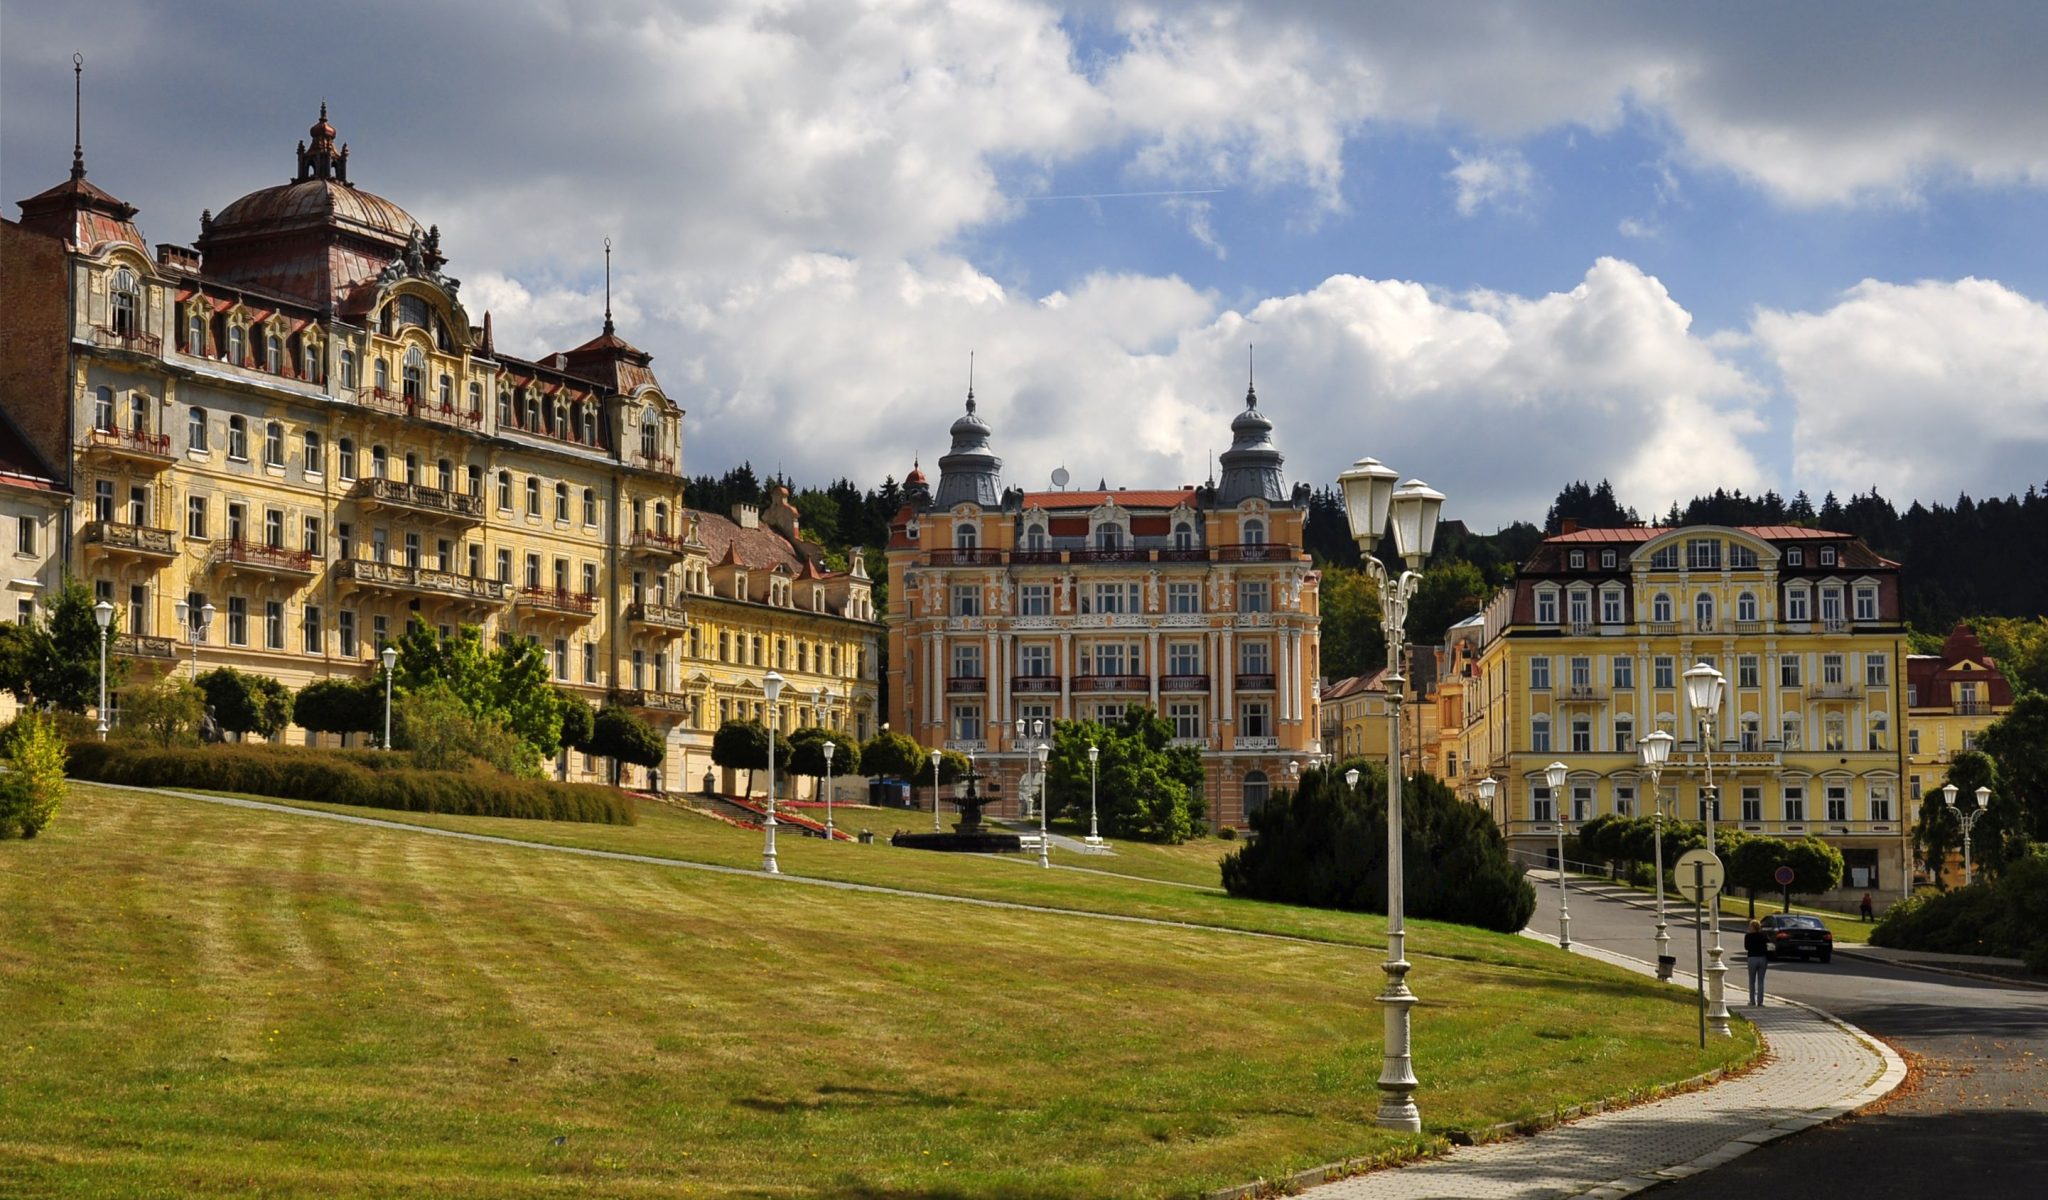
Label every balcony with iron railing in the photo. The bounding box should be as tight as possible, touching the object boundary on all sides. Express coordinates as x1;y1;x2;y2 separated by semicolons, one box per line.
633;452;677;475
1159;673;1209;692
1233;735;1279;750
945;675;987;694
418;401;485;430
212;538;318;577
92;324;162;355
79;425;175;466
1950;699;1996;716
612;688;691;715
113;633;177;660
1234;672;1277;691
361;385;412;416
348;477;485;523
1011;675;1061;694
1821;617;1851;633
1557;682;1606;702
1155;546;1209;563
81;520;176;559
1807;680;1862;700
1009;549;1065;565
626;529;693;558
513;586;598;618
1073;673;1149;692
927;548;1006;566
1213;542;1298;563
1069;546;1148;563
336;558;509;605
625;601;691;630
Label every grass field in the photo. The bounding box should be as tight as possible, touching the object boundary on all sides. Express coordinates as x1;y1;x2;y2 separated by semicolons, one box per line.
1;784;1756;1198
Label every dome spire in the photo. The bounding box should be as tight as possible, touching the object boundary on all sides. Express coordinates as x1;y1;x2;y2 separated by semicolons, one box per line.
70;52;86;182
296;102;348;183
966;350;975;413
603;236;615;336
1245;343;1257;409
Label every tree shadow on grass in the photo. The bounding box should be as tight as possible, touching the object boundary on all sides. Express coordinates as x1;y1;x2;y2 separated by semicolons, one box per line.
733;1084;970;1114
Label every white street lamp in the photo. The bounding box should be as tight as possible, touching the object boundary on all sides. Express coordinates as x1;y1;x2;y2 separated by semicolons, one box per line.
1639;729;1677;980
1683;659;1731;1038
175;599;214;679
762;670;785;873
1346;767;1361;791
1036;741;1051;868
1014;716;1045;819
1476;775;1498;828
931;742;944;833
1545;759;1572;951
1336;454;1443;1133
822;739;838;841
1943;782;1992;885
92;599;114;740
380;644;398;751
1084;743;1102;845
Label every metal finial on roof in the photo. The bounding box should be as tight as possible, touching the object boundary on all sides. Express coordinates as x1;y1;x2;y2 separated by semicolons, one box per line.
1245;343;1257;408
602;237;614;336
320;99;328;121
71;53;85;181
966;350;975;412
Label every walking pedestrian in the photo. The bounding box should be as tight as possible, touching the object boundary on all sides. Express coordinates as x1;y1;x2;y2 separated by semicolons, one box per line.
1860;892;1874;922
1744;919;1769;1007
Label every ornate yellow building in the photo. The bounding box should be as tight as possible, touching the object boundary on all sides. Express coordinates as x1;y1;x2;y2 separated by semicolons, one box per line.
885;386;1323;827
0;107;879;786
1452;524;1910;902
1905;623;2015;883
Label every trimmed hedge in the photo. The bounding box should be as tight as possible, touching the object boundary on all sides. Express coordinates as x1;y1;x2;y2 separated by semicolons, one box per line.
65;742;637;826
1871;852;2048;973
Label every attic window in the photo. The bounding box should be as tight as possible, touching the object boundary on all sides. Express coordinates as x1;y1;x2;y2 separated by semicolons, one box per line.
109;268;140;336
1568;550;1585;570
1600;549;1616;569
1786;547;1803;567
1820;546;1837;566
395;295;430;330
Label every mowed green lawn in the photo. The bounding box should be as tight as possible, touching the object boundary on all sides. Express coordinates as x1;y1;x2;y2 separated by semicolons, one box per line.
1;785;1755;1198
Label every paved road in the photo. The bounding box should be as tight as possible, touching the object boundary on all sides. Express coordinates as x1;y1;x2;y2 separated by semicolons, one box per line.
1528;874;2048;1198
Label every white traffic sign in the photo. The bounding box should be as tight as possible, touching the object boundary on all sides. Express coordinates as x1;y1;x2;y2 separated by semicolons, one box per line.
1674;849;1725;904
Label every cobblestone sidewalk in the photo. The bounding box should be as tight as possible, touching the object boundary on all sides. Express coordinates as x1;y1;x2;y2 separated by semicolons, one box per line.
1285;934;1906;1200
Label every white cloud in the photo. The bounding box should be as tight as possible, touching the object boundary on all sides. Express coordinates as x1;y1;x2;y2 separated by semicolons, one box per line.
1447;148;1537;216
1617;216;1656;239
1163;197;1226;259
1754;278;2048;502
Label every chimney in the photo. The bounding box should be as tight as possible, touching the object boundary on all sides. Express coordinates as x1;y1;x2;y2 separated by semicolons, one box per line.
731;503;759;530
1559;517;1580;535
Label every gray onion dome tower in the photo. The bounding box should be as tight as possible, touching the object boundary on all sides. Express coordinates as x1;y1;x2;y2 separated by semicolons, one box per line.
933;386;1003;508
1214;378;1288;505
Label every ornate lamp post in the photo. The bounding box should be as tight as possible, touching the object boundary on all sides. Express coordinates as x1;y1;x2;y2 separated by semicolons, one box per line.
1085;743;1102;845
1942;782;1992;885
174;598;215;679
1336;455;1445;1134
1476;776;1498;825
1639;729;1677;980
380;644;398;751
823;739;837;840
1014;716;1046;819
1683;660;1731;1038
762;670;785;874
1035;741;1051;868
92;599;114;740
1545;759;1572;951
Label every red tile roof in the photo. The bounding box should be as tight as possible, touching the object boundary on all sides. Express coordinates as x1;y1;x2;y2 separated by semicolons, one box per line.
1020;489;1196;510
1544;524;1847;544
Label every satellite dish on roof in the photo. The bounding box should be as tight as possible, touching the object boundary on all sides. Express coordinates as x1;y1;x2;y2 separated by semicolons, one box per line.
1051;466;1070;489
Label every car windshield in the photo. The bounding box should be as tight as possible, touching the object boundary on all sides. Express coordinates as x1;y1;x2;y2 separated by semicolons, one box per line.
1766;916;1825;929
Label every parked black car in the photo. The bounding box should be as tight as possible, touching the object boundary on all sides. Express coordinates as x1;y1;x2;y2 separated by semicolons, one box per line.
1760;913;1834;963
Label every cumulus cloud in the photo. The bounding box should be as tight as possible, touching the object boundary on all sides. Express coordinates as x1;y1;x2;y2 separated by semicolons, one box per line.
1447;148;1537;216
1754;278;2048;502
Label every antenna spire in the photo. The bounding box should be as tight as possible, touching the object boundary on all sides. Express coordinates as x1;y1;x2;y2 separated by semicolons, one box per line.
602;237;615;335
1245;343;1257;408
70;52;86;181
966;350;975;412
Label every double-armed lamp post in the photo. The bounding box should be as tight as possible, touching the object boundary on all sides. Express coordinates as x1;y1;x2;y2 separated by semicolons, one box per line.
1639;728;1677;980
1942;782;1992;885
1683;660;1732;1038
1336;455;1445;1134
173;598;214;679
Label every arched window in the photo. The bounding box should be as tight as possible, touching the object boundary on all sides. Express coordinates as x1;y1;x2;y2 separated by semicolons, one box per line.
186;312;207;356
582;487;597;525
226;324;246;366
302;337;321;381
954;523;977;550
1652;592;1673;623
402;346;425;403
525;391;541;430
496;471;512;509
525;476;540;514
373;357;389;393
1242;770;1270;816
438;374;453;410
640;414;659;459
1174;521;1194;550
1694;592;1715;632
304;431;323;474
188;406;208;452
1868;713;1889;751
497;390;513;425
338;349;357;390
1024;523;1046;552
553;399;568;434
580;404;596;444
468;381;483;417
1531;713;1552;752
1242;517;1266;546
265;332;283;373
1094;523;1123;551
264;420;284;467
555;483;569;521
109;268;139;335
1737;591;1758;622
93;386;115;432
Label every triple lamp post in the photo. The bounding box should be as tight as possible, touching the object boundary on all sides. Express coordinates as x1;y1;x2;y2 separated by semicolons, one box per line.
1335;454;1445;1134
1942;782;1992;885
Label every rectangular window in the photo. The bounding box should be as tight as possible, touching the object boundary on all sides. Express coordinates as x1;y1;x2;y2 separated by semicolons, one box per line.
1909;729;1920;755
1614;719;1634;753
1600;590;1624;624
1237;640;1269;675
264;600;283;650
496;549;511;583
1870;786;1893;823
1654;656;1675;689
15;515;34;555
1529;657;1551;690
1168;642;1202;676
1095;643;1129;675
1236;580;1269;612
264;508;284;549
1238;701;1271;738
950;642;983;680
1855;587;1878;622
1738;655;1759;688
1781;655;1802;687
1614;785;1634;817
1571;718;1592;753
1687;537;1721;570
1019;644;1053;677
952;585;982;617
1169;701;1202;741
405;532;422;570
1167;582;1201;614
339;611;357;658
1729;544;1758;569
583;642;597;684
1573;785;1593;822
1612;655;1634;689
1568;590;1590;627
1741;786;1762;822
303;605;322;654
553;639;568;680
302;517;323;558
1823;653;1845;685
372;615;388;650
1569;656;1592;688
1784;785;1806;822
1535;591;1557;624
1826;786;1849;822
94;481;114;523
1020;584;1052;616
226;597;248;646
1532;785;1554;823
1865;654;1888;687
1785;589;1810;622
524;553;541;589
1531;718;1552;753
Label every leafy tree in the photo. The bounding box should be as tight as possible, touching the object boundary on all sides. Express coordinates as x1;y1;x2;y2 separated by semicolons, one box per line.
1914;750;2003;885
1222;765;1535;932
119;677;206;747
786;726;861;786
1043;707;1206;843
860;730;929;781
1781;836;1846;898
393;619;564;756
1404;560;1490;647
589;705;664;785
1724;833;1789;917
0;711;67;839
558;694;597;753
195;667;292;740
1545;480;1639;533
1318;565;1386;679
292;678;383;737
1980;695;2048;845
0;578;126;713
394;680;540;776
711;719;790;798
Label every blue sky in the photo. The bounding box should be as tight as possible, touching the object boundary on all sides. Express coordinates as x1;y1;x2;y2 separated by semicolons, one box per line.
4;1;2045;527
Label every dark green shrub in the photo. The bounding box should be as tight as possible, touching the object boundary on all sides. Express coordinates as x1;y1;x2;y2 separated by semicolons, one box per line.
1221;766;1535;933
1872;851;2048;971
64;741;635;825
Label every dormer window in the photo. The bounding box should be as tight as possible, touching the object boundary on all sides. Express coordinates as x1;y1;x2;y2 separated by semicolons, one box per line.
640;415;659;460
1600;549;1616;570
1534;588;1558;625
497;390;512;424
1095;524;1124;551
186;312;208;356
1786;547;1803;567
1568;550;1585;570
954;523;977;550
1820;546;1837;566
1243;517;1266;546
265;332;283;374
1024;522;1046;551
525;391;540;429
226;325;246;366
301;338;321;382
580;404;597;444
109;268;139;336
1174;521;1195;550
402;346;425;402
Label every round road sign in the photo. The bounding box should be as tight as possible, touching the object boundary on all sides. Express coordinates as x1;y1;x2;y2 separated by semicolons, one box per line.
1674;848;1725;904
1774;865;1796;887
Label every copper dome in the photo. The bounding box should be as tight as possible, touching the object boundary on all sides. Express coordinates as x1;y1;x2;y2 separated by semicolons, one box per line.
208;177;420;245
